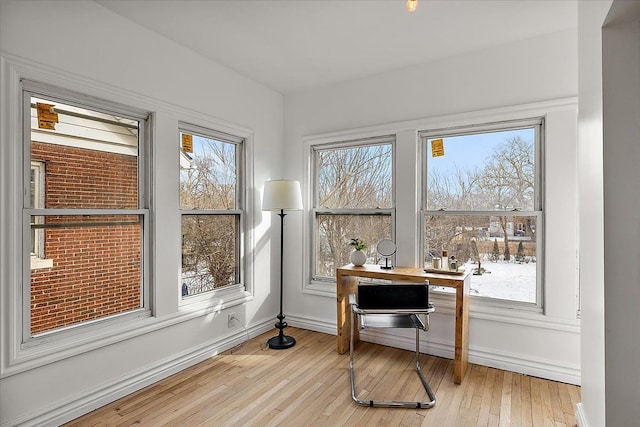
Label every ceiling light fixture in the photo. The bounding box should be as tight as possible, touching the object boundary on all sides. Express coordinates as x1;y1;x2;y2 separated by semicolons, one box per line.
406;0;418;13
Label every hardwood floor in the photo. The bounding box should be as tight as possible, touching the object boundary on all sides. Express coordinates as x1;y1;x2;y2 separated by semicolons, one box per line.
65;328;580;427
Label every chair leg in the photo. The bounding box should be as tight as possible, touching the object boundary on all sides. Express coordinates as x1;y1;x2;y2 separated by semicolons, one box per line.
414;327;436;408
349;311;436;409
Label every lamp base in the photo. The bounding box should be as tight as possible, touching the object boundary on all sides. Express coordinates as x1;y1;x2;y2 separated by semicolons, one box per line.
267;334;296;350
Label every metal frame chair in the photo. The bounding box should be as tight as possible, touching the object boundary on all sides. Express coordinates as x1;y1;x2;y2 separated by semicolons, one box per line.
349;283;436;409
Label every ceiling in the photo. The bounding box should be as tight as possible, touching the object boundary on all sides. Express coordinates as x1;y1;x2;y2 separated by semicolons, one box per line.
97;0;578;95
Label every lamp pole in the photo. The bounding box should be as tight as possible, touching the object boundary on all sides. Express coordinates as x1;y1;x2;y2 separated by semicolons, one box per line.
267;209;296;349
262;179;301;350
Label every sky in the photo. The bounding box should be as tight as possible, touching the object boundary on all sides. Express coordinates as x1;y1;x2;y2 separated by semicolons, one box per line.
427;128;534;177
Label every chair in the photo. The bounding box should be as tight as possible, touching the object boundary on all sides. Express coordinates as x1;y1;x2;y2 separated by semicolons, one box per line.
349;283;436;408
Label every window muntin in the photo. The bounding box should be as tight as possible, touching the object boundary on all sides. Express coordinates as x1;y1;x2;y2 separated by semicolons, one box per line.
24;86;149;338
179;126;243;297
422;121;542;305
312;139;394;280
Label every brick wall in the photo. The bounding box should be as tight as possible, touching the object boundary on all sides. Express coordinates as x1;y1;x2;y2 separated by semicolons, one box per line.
30;142;141;335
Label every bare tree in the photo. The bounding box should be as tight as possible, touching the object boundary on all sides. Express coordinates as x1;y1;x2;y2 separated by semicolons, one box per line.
180;139;238;294
315;144;392;276
478;136;534;254
480;136;534;211
426;135;535;264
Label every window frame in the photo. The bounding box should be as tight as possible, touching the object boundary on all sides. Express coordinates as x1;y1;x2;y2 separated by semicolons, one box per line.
178;122;246;302
310;135;396;283
20;80;152;346
29;160;49;267
420;118;544;309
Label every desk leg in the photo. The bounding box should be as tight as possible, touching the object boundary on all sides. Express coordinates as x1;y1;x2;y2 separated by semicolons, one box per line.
454;274;470;384
337;274;358;354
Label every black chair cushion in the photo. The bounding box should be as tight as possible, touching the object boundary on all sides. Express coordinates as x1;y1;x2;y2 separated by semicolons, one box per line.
357;284;429;310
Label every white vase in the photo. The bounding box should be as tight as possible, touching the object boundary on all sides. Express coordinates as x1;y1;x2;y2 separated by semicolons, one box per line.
350;250;366;267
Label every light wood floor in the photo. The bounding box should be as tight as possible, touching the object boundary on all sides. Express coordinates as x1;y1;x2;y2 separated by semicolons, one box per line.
65;328;580;427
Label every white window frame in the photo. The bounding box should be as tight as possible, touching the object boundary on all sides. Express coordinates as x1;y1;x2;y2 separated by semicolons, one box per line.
29;160;53;270
20;80;152;348
309;135;396;285
178;122;246;302
420;118;544;310
2;57;257;377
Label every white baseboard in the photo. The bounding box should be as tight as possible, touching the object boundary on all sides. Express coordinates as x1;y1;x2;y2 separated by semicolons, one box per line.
286;313;338;336
6;315;579;427
290;316;581;386
576;402;589;427
3;320;272;427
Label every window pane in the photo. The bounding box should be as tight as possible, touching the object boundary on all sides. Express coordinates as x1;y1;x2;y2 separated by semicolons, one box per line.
30;97;139;209
317;144;392;209
30;215;143;335
424;214;537;303
315;214;392;278
426;129;535;211
180;134;236;210
181;214;238;296
30;162;44;257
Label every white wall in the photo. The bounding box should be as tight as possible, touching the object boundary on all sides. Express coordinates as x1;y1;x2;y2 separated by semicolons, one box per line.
601;2;640;426
0;1;283;425
284;30;581;384
576;2;612;427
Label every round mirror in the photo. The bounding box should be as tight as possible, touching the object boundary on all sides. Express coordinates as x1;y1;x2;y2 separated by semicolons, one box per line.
377;239;397;256
377;239;397;269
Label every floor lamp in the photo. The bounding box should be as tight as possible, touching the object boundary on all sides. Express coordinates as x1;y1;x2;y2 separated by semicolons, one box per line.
262;179;303;349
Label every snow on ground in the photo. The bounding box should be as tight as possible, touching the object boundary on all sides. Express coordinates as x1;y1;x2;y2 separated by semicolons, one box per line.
433;260;537;303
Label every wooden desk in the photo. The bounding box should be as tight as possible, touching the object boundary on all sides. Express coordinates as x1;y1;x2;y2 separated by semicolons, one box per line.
336;264;471;384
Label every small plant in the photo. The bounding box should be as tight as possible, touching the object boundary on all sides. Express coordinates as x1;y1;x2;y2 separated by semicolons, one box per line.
349;238;367;251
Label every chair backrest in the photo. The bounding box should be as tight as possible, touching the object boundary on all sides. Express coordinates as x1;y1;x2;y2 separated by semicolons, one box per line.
357;284;429;310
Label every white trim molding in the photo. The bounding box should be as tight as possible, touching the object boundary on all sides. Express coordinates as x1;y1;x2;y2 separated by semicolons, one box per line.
0;52;257;377
288;312;580;386
576;402;589;427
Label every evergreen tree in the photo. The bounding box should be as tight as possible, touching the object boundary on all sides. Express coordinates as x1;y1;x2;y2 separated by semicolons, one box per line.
504;241;511;262
516;241;525;263
491;239;500;262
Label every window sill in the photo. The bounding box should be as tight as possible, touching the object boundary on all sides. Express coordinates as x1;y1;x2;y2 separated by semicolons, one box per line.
30;257;53;270
179;285;253;314
303;279;335;298
429;292;579;333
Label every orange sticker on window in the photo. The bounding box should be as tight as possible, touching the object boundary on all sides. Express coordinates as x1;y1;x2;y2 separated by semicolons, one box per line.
431;139;444;157
36;103;58;130
181;134;193;153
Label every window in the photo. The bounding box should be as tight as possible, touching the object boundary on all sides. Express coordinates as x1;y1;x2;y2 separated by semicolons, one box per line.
312;136;394;280
29;161;50;269
23;82;150;338
421;120;542;305
179;124;244;298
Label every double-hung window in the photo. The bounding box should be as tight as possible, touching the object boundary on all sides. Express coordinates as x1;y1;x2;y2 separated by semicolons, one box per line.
421;119;543;305
22;81;150;339
179;124;244;298
311;136;394;280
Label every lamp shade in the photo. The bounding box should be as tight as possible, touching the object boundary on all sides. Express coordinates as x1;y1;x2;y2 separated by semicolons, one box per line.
262;180;303;211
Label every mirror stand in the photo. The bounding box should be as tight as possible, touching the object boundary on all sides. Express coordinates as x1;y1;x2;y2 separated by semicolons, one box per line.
377;239;397;270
